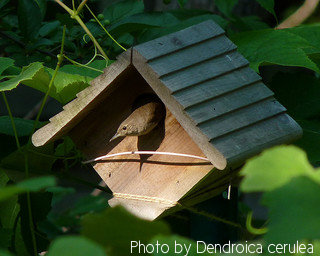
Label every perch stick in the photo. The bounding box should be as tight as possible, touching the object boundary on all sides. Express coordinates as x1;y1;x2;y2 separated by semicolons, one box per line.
82;151;210;164
276;0;320;29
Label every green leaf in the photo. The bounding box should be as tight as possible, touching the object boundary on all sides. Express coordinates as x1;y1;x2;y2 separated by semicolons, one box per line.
34;0;47;19
0;172;9;187
54;137;76;157
232;16;269;31
68;195;108;217
231;29;319;73
268;72;320;120
0;249;13;256
267;71;320;164
19;191;53;253
14;219;29;256
255;0;276;17
18;0;42;41
47;68;91;94
47;236;106;256
295;120;320;165
0;176;55;201
103;0;144;24
81;206;170;255
39;21;61;37
109;12;180;36
22;67;92;104
263;176;320;243
0;228;13;249
46;186;75;205
240;145;314;192
287;24;320;55
0;116;44;137
0;57;15;75
0;0;9;10
0;196;20;228
214;0;238;17
59;60;106;78
178;0;188;8
0;62;43;91
1;144;56;178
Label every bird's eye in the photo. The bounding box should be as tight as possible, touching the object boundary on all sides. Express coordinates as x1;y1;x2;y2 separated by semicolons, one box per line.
122;126;127;130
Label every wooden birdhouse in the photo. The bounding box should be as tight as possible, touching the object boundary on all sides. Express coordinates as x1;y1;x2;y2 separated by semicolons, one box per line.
32;20;302;220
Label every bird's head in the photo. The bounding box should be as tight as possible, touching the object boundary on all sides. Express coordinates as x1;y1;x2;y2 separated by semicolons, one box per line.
109;121;140;142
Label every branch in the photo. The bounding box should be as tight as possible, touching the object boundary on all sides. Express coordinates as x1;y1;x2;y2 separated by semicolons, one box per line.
276;0;320;29
82;151;210;164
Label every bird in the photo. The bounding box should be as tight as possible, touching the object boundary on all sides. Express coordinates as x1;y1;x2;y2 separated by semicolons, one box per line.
109;100;165;142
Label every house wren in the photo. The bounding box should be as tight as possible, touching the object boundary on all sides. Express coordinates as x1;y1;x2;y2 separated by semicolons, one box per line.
109;101;165;142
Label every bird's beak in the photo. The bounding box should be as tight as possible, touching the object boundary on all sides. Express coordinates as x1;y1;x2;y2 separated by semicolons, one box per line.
109;133;120;142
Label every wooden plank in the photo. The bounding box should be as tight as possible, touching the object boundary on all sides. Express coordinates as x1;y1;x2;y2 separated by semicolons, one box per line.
32;54;131;147
135;20;224;61
161;51;249;92
148;35;236;77
212;114;303;166
185;82;274;124
198;98;286;140
172;66;261;108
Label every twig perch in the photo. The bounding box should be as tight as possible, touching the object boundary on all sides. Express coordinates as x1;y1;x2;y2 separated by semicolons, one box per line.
276;0;320;29
82;151;210;164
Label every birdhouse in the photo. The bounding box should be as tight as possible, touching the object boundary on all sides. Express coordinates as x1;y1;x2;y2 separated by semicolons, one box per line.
32;20;302;220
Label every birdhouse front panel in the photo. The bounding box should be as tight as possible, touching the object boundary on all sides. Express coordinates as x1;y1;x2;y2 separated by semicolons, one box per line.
66;67;216;219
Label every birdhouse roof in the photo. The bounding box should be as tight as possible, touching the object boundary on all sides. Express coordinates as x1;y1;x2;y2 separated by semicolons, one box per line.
32;20;302;170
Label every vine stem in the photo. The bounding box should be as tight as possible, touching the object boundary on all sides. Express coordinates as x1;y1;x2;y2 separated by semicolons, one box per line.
54;0;109;60
246;211;268;235
1;92;21;150
23;26;67;256
63;54;104;73
77;0;89;13
29;27;66;138
85;4;126;51
73;15;109;60
276;0;320;29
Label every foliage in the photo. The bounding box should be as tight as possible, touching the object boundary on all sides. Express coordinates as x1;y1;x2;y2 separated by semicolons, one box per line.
1;0;320;255
240;145;320;247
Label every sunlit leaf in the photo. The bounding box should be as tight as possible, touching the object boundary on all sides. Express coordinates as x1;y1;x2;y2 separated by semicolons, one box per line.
81;206;170;255
263;176;320;243
231;29;319;73
240;146;315;192
0;176;55;201
47;236;107;256
0;62;43;91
